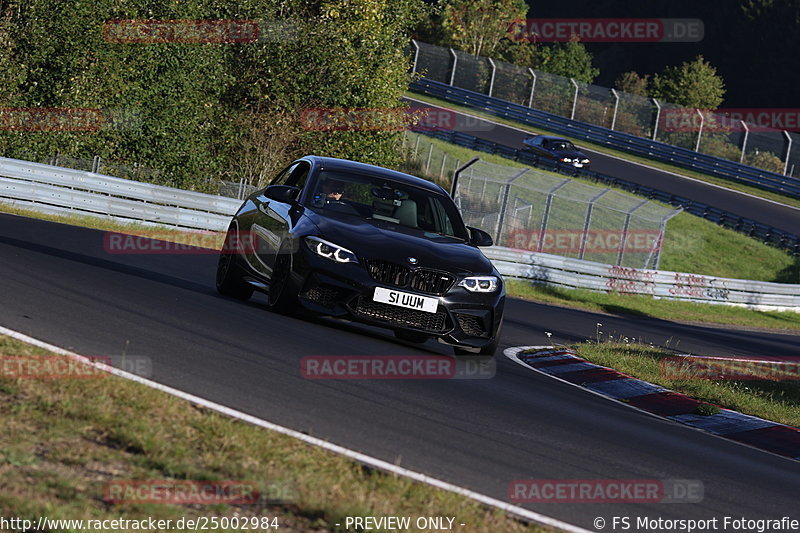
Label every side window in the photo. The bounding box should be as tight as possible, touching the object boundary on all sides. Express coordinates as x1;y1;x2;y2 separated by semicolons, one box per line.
270;163;299;187
286;163;310;190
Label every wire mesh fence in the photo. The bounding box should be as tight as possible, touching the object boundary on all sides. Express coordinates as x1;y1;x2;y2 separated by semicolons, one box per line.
403;131;681;268
412;40;800;178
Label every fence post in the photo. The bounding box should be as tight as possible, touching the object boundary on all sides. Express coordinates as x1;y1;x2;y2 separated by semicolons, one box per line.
537;179;571;253
425;143;433;172
784;131;793;176
411;40;420;74
739;121;749;164
494;168;530;245
570;78;579;120
610;89;620;131
487;57;496;97
527;68;537;108
413;136;420;161
440;153;447;180
449;48;458;86
616;199;649;266
694;109;704;152
652;99;661;140
578;189;611;260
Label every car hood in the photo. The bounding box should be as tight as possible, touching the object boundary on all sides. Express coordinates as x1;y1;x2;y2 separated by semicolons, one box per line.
304;210;494;274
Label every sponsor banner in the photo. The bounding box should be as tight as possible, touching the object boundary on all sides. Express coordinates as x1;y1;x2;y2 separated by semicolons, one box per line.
661;357;800;381
508;479;704;503
662;108;800;133
508;18;704;43
508;229;661;255
301;355;495;380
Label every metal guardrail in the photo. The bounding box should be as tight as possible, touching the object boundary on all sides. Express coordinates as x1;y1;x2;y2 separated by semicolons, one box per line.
410;78;800;200
486;247;800;311
0;156;238;230
1;155;797;310
417;129;800;256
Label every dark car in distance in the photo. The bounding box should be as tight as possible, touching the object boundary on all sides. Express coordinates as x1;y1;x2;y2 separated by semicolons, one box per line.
216;156;505;356
522;135;591;169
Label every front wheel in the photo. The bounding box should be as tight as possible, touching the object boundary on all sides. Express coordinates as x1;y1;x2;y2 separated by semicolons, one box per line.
265;251;296;314
216;228;254;301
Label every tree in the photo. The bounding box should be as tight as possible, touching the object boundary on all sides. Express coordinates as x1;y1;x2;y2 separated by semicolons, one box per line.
533;38;599;84
439;0;528;57
615;71;649;97
651;56;726;109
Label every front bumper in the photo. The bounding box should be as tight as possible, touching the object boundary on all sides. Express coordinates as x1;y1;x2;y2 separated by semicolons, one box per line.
294;253;504;349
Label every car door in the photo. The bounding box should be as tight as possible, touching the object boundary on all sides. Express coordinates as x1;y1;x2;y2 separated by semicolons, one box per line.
248;162;309;280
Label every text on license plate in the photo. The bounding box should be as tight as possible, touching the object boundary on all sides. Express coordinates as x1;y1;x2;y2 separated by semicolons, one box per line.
373;287;439;313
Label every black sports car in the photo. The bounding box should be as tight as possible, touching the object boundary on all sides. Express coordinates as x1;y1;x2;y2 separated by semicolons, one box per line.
522;135;591;169
216;156;505;356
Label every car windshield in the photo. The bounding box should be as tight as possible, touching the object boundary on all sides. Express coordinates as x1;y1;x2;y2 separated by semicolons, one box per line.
550;140;576;151
309;170;467;239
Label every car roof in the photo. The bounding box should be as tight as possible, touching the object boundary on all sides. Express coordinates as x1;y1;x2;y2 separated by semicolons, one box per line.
536;135;572;142
299;155;447;195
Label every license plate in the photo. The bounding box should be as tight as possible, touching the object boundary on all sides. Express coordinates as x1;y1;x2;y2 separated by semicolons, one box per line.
373;287;439;313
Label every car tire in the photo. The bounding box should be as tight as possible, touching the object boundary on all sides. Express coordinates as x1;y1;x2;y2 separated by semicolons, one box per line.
216;228;254;301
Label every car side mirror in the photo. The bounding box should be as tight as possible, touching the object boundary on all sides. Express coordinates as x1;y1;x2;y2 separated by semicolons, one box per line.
264;185;300;203
467;226;493;247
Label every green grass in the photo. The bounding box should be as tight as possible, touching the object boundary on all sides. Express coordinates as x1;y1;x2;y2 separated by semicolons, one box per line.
555;342;800;428
506;280;800;331
0;335;544;533
407;92;800;211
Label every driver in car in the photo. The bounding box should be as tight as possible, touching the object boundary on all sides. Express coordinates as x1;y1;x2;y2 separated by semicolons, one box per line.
321;179;345;201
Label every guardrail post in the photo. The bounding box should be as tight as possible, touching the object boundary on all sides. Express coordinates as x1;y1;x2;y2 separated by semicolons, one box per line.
616;199;649;266
652;99;661;140
694;109;704;152
495;168;530;245
91;155;101;174
610;89;620;131
570;78;579;120
411;40;420;74
449;48;458;86
487;58;496;97
527;68;537;108
537;179;571;253
784;131;793;176
740;121;749;164
579;189;611;260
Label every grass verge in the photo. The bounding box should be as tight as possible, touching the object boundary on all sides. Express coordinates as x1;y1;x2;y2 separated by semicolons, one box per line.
0;334;542;532
554;342;800;428
505;280;800;332
406;92;800;211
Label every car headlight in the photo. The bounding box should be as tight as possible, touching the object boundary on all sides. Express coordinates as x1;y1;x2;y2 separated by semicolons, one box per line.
560;158;573;163
581;158;590;164
458;276;499;293
304;236;358;264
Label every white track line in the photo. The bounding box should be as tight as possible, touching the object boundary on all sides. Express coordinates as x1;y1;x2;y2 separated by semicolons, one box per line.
0;325;591;533
404;96;800;213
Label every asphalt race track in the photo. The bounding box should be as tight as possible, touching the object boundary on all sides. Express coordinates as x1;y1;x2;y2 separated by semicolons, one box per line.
1;213;799;531
404;97;800;235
